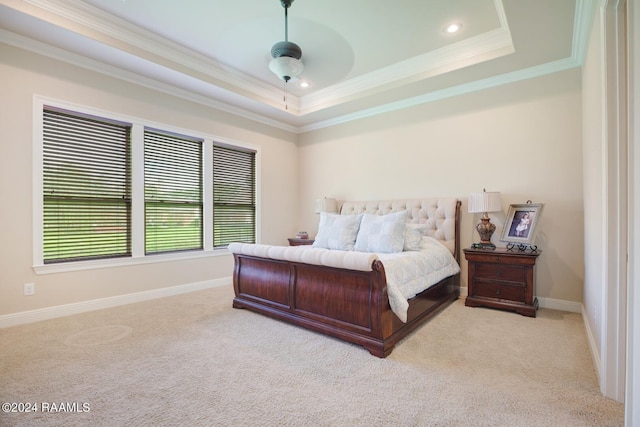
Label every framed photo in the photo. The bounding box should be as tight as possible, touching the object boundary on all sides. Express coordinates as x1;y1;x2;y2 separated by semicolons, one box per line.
501;203;543;244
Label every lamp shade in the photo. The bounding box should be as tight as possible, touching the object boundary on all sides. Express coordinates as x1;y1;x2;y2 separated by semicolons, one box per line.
468;192;502;213
315;197;338;214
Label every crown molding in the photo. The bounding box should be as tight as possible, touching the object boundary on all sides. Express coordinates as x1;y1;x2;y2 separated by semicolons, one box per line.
299;0;594;133
2;25;582;136
2;0;517;119
0;28;299;133
2;0;592;134
2;0;295;110
299;57;581;133
299;0;514;115
299;27;515;115
571;0;597;65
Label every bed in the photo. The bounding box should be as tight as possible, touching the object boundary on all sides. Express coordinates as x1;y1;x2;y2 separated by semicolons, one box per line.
230;198;461;358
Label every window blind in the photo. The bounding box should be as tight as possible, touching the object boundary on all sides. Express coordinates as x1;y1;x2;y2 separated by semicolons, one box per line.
42;107;131;263
144;129;203;254
213;145;256;247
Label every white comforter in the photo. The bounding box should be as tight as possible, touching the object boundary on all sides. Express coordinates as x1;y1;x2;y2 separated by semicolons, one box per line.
228;237;460;323
377;237;460;322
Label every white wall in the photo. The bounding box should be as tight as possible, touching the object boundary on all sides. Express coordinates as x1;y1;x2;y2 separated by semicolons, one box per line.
0;43;299;319
581;0;606;377
628;0;640;421
297;69;584;304
581;0;633;404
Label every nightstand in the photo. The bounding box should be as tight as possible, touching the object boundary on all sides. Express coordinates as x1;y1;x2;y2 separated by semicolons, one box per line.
288;238;314;246
463;247;540;317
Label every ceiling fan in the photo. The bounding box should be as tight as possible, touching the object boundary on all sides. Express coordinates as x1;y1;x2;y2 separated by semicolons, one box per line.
268;0;304;82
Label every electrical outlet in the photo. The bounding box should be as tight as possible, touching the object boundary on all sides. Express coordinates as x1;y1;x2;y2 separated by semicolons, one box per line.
23;283;35;296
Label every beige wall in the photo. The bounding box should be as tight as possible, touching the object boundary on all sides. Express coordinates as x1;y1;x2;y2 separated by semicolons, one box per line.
0;43;298;317
0;40;586;319
298;68;584;303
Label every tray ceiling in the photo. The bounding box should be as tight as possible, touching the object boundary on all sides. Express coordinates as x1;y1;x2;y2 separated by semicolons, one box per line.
0;0;587;132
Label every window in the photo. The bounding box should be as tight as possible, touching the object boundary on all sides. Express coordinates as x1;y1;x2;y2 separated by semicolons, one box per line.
42;107;131;263
144;129;203;254
213;145;256;247
36;100;259;269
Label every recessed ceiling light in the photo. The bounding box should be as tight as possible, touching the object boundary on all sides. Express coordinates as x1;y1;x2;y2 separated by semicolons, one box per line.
299;81;310;88
445;23;463;33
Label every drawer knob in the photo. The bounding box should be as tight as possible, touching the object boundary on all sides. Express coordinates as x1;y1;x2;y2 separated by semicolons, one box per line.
496;289;501;295
496;271;502;277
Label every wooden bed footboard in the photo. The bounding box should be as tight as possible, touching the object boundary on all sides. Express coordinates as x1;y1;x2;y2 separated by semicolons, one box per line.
232;253;460;357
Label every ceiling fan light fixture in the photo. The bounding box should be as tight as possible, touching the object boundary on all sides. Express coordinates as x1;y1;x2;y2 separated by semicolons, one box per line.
269;0;304;82
269;56;304;82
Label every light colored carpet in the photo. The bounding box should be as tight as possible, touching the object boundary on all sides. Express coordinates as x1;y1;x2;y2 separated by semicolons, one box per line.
0;285;623;426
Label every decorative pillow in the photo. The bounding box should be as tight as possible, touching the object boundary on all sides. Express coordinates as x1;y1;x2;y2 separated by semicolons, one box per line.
313;213;363;251
404;223;428;251
354;210;408;253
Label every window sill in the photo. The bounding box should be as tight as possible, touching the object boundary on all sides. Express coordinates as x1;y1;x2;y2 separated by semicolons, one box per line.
33;249;231;275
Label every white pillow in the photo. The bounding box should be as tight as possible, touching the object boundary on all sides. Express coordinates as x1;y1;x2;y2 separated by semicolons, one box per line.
404;223;428;251
354;210;408;253
313;213;363;251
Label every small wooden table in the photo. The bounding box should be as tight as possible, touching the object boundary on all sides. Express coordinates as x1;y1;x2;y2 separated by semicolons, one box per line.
463;247;540;317
288;238;314;246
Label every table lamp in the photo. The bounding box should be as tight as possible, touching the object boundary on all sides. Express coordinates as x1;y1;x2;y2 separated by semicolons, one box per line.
468;190;502;249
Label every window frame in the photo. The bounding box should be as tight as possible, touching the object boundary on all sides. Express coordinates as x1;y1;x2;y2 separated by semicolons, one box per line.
33;96;260;274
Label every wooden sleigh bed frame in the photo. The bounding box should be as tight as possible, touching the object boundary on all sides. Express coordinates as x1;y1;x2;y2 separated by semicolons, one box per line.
232;198;461;358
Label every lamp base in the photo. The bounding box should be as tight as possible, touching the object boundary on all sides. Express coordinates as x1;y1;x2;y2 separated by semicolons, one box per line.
475;213;497;250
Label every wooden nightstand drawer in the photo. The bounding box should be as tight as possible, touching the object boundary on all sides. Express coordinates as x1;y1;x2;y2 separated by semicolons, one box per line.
473;263;525;282
472;280;526;303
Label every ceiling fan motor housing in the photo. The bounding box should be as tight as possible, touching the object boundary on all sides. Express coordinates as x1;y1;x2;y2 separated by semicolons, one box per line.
271;41;302;60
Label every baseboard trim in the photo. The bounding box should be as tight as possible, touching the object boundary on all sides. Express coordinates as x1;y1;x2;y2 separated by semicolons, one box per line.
0;277;231;328
458;287;582;313
536;296;582;313
2;282;583;328
581;303;602;385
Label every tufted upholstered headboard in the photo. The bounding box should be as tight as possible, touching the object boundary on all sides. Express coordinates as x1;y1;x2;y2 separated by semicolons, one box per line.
339;198;461;262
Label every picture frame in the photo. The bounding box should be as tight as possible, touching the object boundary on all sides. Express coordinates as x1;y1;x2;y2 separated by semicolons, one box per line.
500;203;544;244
